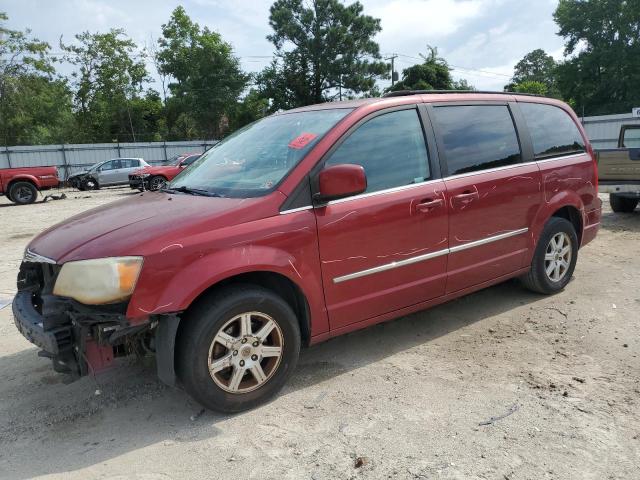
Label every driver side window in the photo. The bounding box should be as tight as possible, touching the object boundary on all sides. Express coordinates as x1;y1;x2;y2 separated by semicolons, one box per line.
325;108;430;193
100;161;114;171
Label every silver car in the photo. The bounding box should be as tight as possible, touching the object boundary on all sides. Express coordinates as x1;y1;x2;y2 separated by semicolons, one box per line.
70;158;150;190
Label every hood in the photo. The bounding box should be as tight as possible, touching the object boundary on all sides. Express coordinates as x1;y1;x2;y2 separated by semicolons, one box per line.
132;165;179;176
28;191;277;263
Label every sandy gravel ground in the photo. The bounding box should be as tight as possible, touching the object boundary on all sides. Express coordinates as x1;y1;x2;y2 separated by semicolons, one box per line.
0;187;638;480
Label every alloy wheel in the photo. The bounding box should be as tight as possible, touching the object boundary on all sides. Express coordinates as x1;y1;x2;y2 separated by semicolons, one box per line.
15;186;34;203
207;312;284;394
150;177;166;191
544;232;572;282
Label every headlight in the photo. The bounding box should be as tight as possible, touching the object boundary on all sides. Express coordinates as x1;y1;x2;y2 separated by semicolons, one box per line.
140;174;151;178
53;257;143;305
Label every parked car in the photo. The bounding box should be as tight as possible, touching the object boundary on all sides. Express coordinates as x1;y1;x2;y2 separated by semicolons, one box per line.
13;91;601;412
128;153;201;191
596;124;640;212
0;166;59;204
68;158;149;190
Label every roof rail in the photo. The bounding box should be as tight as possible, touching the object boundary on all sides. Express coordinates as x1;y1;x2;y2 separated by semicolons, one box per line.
382;89;544;98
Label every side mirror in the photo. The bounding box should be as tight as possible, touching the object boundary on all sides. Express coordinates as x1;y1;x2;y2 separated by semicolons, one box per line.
316;164;367;202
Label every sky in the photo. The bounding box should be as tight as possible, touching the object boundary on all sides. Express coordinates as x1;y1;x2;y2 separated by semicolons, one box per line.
3;0;567;92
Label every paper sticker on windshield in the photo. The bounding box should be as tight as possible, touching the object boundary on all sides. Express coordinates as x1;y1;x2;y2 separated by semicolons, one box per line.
288;132;318;149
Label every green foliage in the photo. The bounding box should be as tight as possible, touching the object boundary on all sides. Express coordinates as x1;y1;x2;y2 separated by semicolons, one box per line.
228;89;270;131
553;0;640;115
506;49;557;93
513;80;548;96
258;0;388;111
387;47;473;92
0;12;74;144
62;29;152;142
157;6;249;138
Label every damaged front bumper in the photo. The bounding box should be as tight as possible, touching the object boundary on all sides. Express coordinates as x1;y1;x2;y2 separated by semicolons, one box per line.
13;260;161;381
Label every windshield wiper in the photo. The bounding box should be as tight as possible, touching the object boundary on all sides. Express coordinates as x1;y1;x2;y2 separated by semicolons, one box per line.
161;185;222;197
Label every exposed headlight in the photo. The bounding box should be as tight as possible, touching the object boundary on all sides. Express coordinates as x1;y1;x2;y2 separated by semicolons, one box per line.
139;173;151;178
53;257;143;305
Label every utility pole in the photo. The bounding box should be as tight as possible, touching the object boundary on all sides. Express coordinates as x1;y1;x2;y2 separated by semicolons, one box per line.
386;54;398;86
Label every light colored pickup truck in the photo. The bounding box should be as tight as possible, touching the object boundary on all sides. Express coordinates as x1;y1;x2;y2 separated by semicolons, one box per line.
597;125;640;212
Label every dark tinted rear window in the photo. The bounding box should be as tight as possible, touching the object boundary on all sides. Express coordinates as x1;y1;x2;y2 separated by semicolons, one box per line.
433;105;521;175
519;103;585;158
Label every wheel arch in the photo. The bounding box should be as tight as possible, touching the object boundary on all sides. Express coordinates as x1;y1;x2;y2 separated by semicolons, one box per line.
182;270;312;347
527;192;585;266
7;176;38;192
157;269;312;388
550;205;583;246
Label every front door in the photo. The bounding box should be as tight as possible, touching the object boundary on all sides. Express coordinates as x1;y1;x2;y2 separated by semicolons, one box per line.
315;107;449;330
429;103;542;293
98;159;123;185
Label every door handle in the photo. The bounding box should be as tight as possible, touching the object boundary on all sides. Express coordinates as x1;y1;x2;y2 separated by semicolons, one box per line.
452;190;479;205
416;198;444;213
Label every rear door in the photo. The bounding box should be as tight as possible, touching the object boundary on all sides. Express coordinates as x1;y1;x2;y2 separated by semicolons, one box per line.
429;102;541;294
314;106;449;330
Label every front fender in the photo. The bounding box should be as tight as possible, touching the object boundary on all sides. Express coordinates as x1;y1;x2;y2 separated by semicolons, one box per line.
126;211;328;336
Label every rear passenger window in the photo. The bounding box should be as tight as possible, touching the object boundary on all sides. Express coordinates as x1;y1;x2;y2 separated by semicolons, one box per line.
519;103;585;158
622;127;640;148
325;109;430;193
433;105;521;175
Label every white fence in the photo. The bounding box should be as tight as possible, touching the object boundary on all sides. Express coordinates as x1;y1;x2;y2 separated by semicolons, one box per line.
0;140;218;180
582;112;640;149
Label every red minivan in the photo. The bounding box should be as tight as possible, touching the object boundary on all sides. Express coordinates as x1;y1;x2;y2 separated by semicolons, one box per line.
13;92;601;412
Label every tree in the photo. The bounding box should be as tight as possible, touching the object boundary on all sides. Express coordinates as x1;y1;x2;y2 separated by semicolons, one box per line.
228;89;270;131
62;29;152;142
505;49;557;93
387;46;473;92
0;12;74;145
513;80;548;96
259;0;388;111
157;6;248;138
553;0;640;115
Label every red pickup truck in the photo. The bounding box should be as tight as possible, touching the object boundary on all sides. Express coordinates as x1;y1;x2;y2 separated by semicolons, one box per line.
0;166;60;204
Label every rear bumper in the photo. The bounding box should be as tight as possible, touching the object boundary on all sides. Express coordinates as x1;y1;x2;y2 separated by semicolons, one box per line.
128;176;145;189
598;183;640;195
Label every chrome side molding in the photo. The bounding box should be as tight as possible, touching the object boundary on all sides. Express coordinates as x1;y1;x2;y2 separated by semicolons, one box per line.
333;227;528;284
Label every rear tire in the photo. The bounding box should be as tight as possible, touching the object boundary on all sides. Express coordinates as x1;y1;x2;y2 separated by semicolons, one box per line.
176;285;301;413
610;193;638;213
521;217;578;295
9;181;38;205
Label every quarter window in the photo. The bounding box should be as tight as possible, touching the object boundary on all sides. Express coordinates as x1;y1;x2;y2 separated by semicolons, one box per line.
519;102;585;158
433;105;522;175
325;109;430;193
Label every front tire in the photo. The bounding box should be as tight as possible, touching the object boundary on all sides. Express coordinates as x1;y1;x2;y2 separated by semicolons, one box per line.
176;285;301;413
148;175;167;191
610;193;638;213
521;217;578;294
9;181;38;204
82;177;99;190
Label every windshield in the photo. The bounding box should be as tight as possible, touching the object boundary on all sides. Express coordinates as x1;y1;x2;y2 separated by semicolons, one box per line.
169;108;352;197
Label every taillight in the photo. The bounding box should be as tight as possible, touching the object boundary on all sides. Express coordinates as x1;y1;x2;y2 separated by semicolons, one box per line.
587;144;598;190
